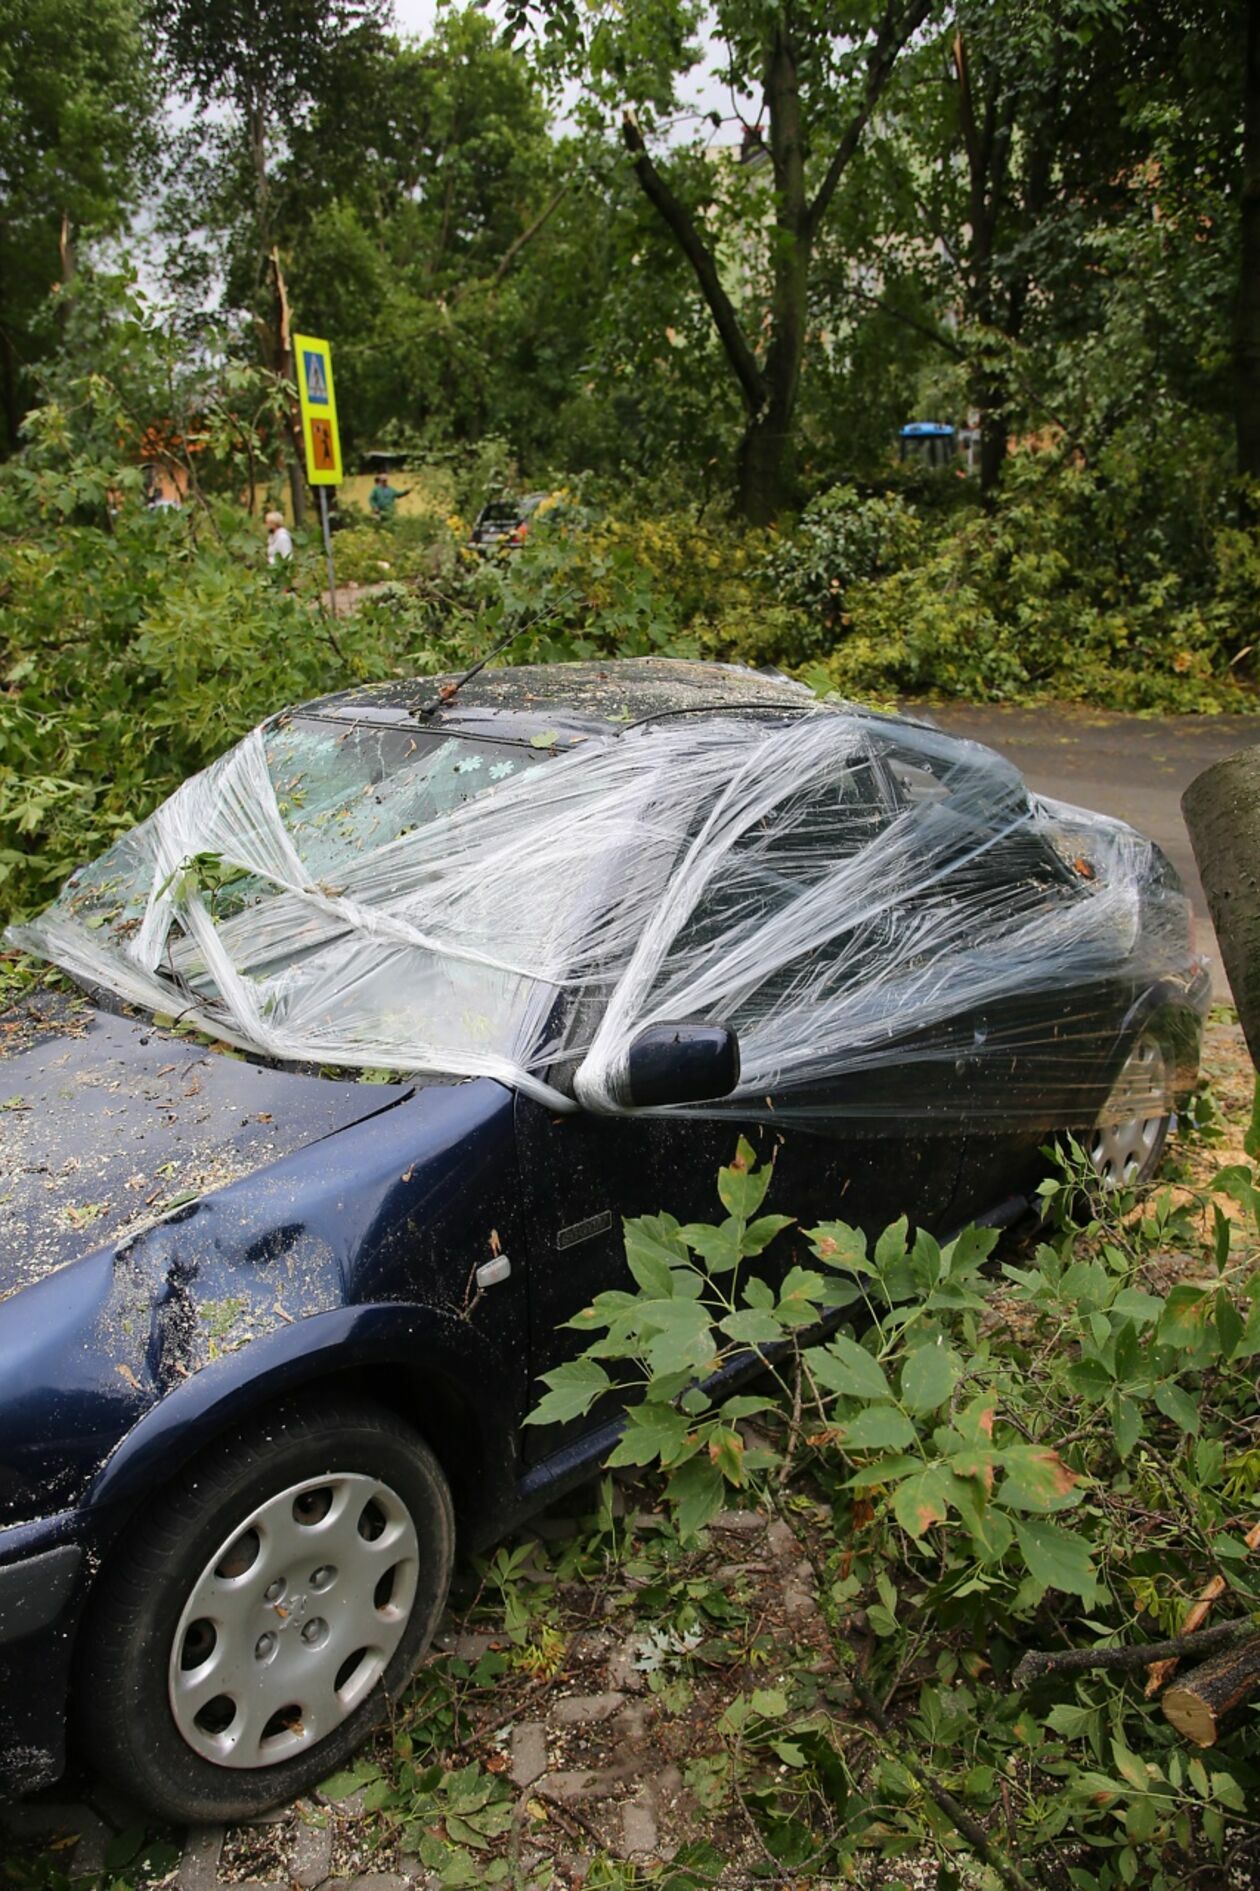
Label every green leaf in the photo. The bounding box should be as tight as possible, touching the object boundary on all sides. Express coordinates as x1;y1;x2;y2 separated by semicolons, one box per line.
750;1686;788;1718
624;1219;685;1296
319;1760;382;1800
1156;1282;1212;1349
776;1264;826;1326
525;1356;611;1426
1111;1392;1142;1461
1046;1702;1099;1742
669;1453;727;1540
838;1405;918;1451
1110;1287;1164;1327
892;1464;956;1537
680;1221;742;1273
807;1220;871;1272
997;1445;1080;1513
720;1307;786;1346
843;1453;921;1488
742;1213;794;1254
641;1298;720;1376
1012;1518;1099;1600
1153;1379;1200;1434
717;1139;771;1220
874;1214;909;1270
900;1338;958;1413
807;1333;892;1402
708;1425;746;1486
606;1400;692;1467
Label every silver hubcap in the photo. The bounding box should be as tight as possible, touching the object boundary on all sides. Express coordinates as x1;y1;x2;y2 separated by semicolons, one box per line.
169;1473;419;1769
1089;1033;1168;1187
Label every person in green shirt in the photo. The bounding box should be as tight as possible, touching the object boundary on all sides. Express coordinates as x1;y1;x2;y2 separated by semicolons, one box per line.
369;473;410;521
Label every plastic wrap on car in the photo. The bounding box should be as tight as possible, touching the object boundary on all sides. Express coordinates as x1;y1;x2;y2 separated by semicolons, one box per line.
7;704;1204;1126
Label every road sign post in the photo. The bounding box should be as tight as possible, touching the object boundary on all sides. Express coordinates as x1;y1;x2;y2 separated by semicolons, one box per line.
294;333;342;618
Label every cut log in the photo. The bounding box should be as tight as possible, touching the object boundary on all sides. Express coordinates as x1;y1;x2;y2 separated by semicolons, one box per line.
1161;1634;1260;1747
1183;748;1260;1063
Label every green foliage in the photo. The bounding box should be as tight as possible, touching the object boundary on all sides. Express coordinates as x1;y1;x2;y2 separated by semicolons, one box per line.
0;0;157;454
531;1134;1260;1880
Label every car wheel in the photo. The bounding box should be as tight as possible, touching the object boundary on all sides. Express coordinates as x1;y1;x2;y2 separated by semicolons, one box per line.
79;1399;454;1823
1087;1029;1171;1187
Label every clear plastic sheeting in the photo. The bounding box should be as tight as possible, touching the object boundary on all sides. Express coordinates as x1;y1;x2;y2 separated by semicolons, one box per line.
9;695;1204;1127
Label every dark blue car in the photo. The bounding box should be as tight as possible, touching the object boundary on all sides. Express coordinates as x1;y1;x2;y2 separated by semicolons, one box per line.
0;659;1207;1819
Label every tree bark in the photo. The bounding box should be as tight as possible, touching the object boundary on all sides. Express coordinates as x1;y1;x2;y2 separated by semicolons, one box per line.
1162;1636;1260;1747
269;246;307;529
0;324;19;455
1236;0;1260;497
737;25;809;524
951;32;1015;497
1182;747;1260;1066
621;4;929;524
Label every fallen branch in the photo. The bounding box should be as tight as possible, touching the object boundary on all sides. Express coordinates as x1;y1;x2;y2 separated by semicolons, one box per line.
1145;1520;1260;1696
1013;1618;1259;1690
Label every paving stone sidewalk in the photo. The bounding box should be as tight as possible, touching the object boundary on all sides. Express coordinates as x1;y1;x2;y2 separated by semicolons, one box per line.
0;1510;810;1890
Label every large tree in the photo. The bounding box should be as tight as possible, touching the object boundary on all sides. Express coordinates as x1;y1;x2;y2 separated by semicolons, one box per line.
515;1;936;522
0;0;155;454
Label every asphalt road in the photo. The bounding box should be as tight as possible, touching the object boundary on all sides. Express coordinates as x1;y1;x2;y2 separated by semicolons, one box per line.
909;701;1260;997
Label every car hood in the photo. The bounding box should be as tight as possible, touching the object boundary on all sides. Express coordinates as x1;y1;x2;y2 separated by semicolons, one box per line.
0;988;419;1304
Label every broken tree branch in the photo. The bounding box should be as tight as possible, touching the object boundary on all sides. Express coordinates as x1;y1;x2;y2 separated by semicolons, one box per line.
621;112;767;418
806;0;933;239
1145;1519;1260;1696
1013;1618;1260;1690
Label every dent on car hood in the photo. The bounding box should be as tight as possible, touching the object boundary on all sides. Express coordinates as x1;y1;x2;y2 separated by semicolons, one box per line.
0;988;418;1303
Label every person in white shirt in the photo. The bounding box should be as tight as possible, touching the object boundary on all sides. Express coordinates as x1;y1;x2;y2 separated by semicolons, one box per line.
265;510;293;563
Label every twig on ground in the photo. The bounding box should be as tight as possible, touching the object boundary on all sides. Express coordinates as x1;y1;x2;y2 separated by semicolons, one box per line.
766;1490;1043;1891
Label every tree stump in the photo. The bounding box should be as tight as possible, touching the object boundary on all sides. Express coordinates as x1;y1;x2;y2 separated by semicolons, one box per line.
1160;1634;1260;1747
1183;747;1260;1065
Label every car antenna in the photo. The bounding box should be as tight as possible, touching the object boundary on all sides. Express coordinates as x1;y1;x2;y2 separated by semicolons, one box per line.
413;595;578;719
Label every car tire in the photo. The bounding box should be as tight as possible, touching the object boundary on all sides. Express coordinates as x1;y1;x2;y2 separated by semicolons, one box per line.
1086;1028;1171;1188
78;1398;454;1823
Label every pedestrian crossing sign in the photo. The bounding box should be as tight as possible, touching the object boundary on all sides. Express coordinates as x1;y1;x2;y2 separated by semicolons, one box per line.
294;334;342;485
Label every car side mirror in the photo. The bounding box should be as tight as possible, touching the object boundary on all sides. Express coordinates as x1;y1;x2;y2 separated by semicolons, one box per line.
617;1022;741;1109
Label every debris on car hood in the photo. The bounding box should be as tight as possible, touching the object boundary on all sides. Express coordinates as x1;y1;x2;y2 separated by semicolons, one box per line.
0;989;415;1302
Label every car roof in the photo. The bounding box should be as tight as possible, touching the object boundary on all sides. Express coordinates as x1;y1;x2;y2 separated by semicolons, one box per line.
299;658;826;747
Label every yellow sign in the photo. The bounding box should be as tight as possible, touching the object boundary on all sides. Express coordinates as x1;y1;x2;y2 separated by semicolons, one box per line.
294;334;342;485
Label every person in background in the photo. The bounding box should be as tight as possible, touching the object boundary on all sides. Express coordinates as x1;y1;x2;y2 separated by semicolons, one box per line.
369;472;410;521
265;509;293;564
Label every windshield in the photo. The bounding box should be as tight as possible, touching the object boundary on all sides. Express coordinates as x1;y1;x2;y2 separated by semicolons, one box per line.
54;718;544;957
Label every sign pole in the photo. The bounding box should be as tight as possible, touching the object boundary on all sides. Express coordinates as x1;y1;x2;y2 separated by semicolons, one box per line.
318;486;337;618
292;331;344;631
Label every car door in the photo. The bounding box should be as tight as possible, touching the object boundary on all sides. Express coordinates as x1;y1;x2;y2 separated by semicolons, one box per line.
514;735;966;1462
872;735;1133;1226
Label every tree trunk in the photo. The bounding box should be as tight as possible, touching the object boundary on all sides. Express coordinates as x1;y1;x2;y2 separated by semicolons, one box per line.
736;26;810;524
1182;746;1260;1065
737;412;791;525
1236;0;1260;495
269;246;307;529
0;325;19;455
1162;1635;1260;1747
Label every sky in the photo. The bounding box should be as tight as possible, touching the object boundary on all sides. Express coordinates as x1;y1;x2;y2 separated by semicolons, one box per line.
389;0;757;141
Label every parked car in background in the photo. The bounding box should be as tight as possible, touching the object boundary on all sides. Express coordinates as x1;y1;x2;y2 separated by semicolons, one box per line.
469;491;563;551
0;658;1207;1820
